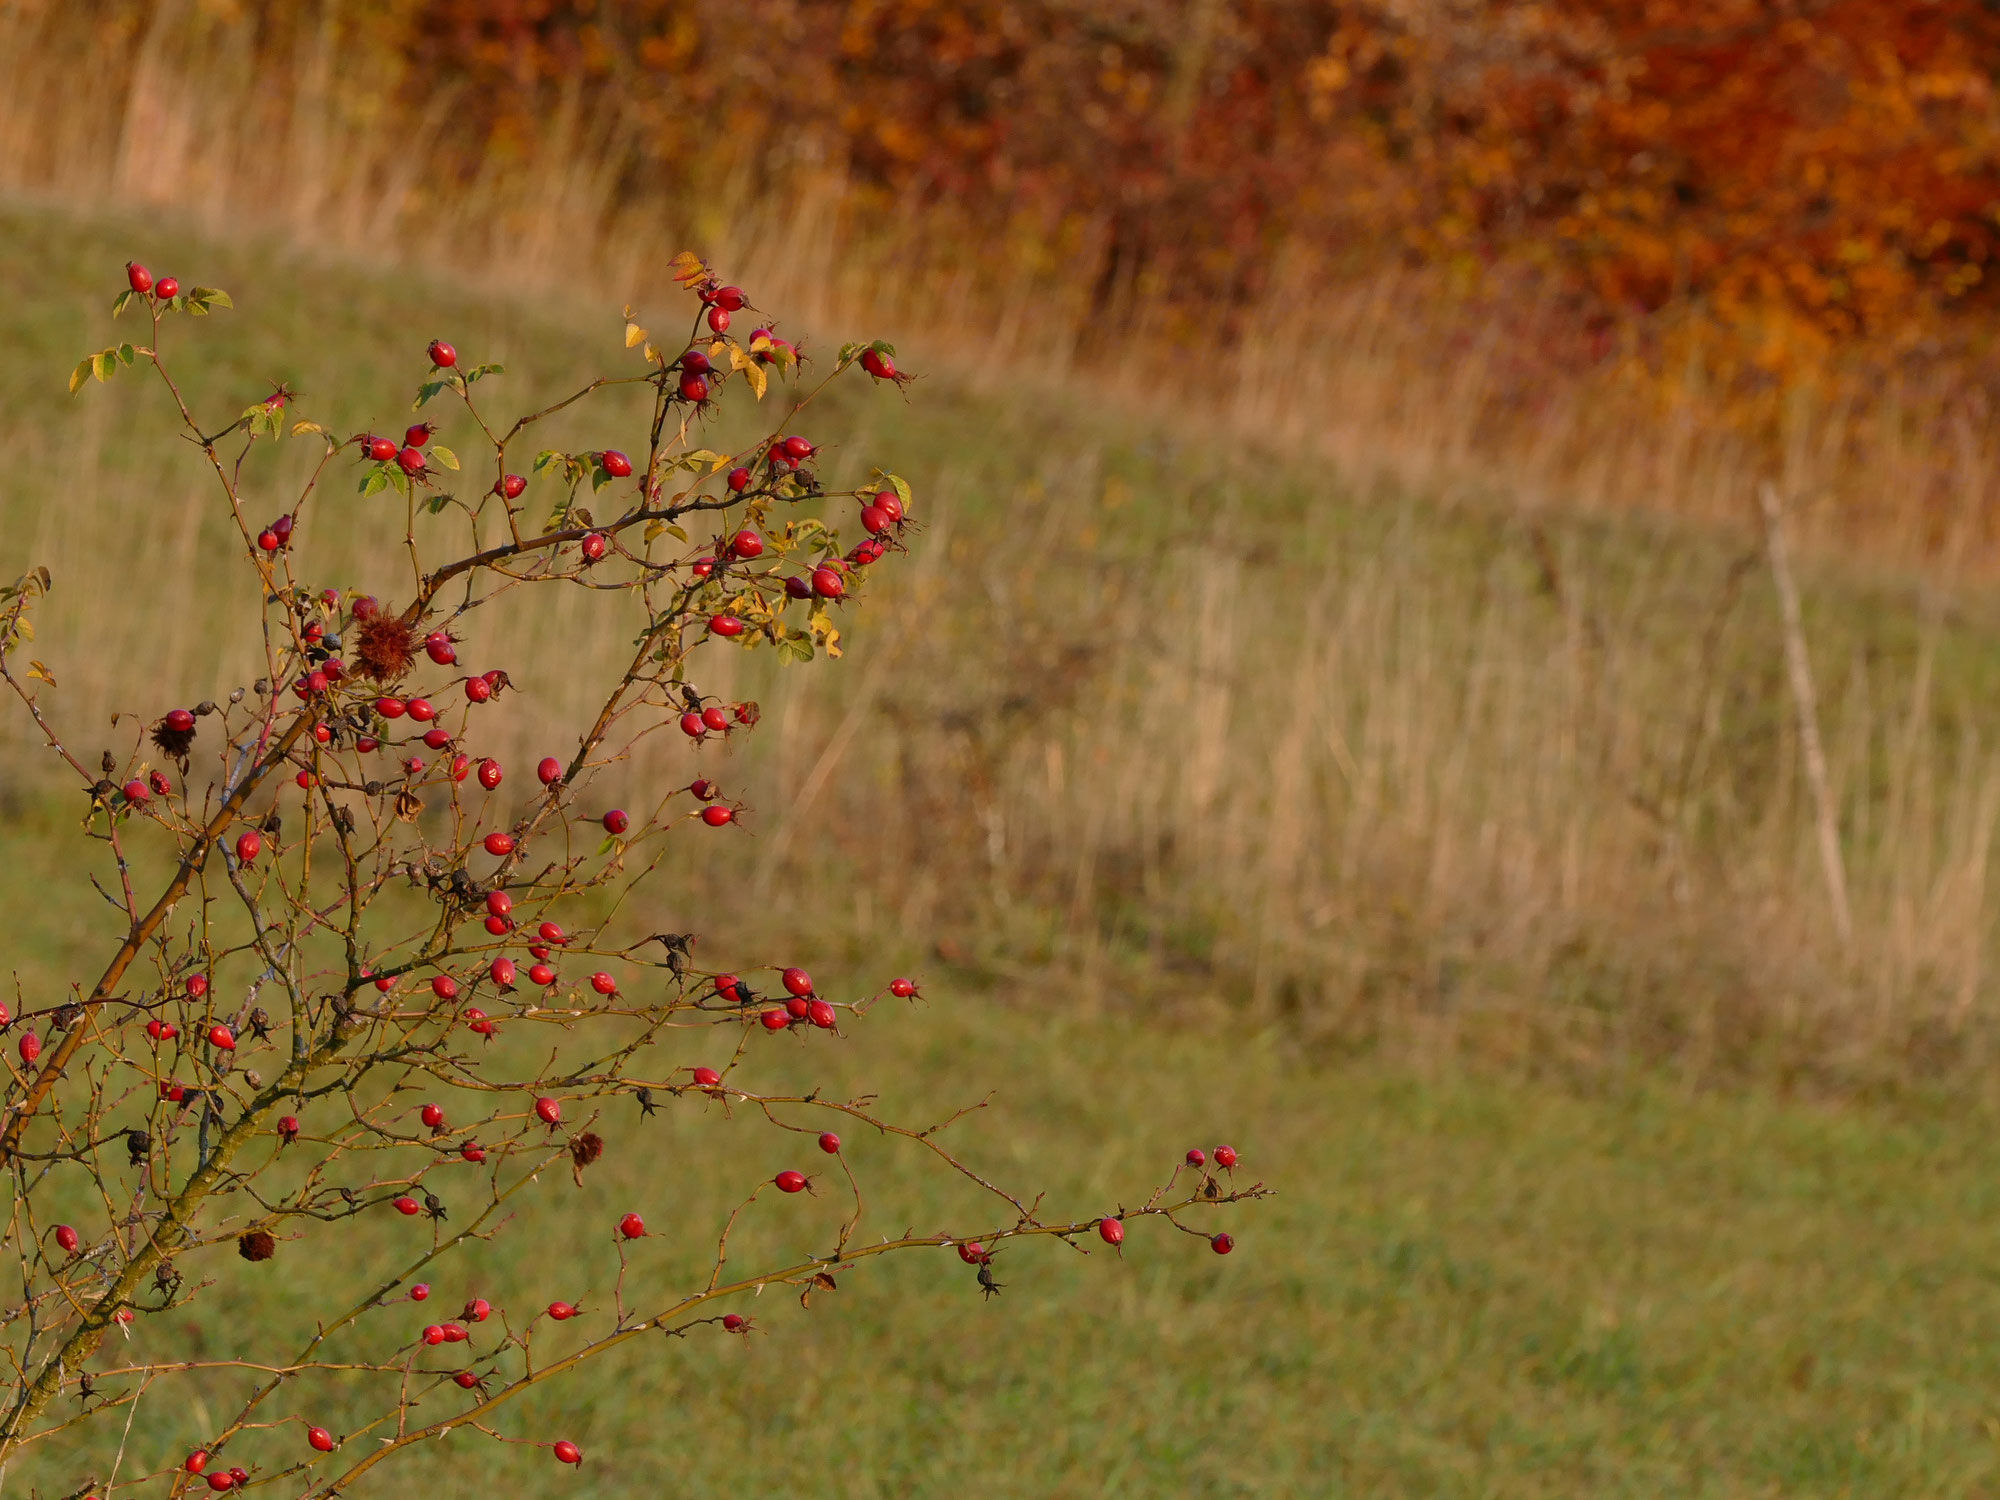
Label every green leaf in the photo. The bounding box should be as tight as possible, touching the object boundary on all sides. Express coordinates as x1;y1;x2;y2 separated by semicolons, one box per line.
115;343;135;365
91;350;117;383
360;468;390;497
533;450;567;475
111;289;136;318
430;445;460;472
425;491;451;515
189;287;232;309
413;379;448;409
466;362;504;382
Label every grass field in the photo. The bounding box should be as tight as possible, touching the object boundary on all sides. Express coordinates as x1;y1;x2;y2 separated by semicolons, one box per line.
5;205;2000;1497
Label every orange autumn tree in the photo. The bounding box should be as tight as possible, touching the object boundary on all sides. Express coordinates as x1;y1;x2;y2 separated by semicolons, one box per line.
14;0;2000;376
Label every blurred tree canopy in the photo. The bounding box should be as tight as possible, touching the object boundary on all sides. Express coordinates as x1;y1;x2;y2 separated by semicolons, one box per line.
49;0;2000;375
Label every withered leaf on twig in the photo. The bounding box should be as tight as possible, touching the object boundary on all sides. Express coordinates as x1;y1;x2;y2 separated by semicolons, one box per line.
237;1231;276;1262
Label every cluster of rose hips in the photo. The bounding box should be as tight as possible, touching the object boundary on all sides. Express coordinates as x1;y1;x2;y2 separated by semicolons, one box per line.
357;420;443;482
123;260;180;302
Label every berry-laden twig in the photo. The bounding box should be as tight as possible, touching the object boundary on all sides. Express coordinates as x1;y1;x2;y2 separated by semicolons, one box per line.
0;255;1264;1488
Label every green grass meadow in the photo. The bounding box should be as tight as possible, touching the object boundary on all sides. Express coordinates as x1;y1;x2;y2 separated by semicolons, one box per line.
3;205;2000;1497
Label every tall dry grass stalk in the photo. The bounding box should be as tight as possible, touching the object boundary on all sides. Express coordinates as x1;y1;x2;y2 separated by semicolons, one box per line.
4;2;2000;1090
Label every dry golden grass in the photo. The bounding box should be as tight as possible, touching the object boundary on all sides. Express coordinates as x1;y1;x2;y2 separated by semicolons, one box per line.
6;7;2000;1095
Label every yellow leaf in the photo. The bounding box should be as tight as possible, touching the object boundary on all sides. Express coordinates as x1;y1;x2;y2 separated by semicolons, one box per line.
670;251;707;288
728;344;764;396
27;660;55;686
291;420;326;436
67;358;91;396
625;322;647;348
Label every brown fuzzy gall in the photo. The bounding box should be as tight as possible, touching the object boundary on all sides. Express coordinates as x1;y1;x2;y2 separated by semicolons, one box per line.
150;721;196;761
570;1131;604;1170
237;1230;276;1262
353;613;416;681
